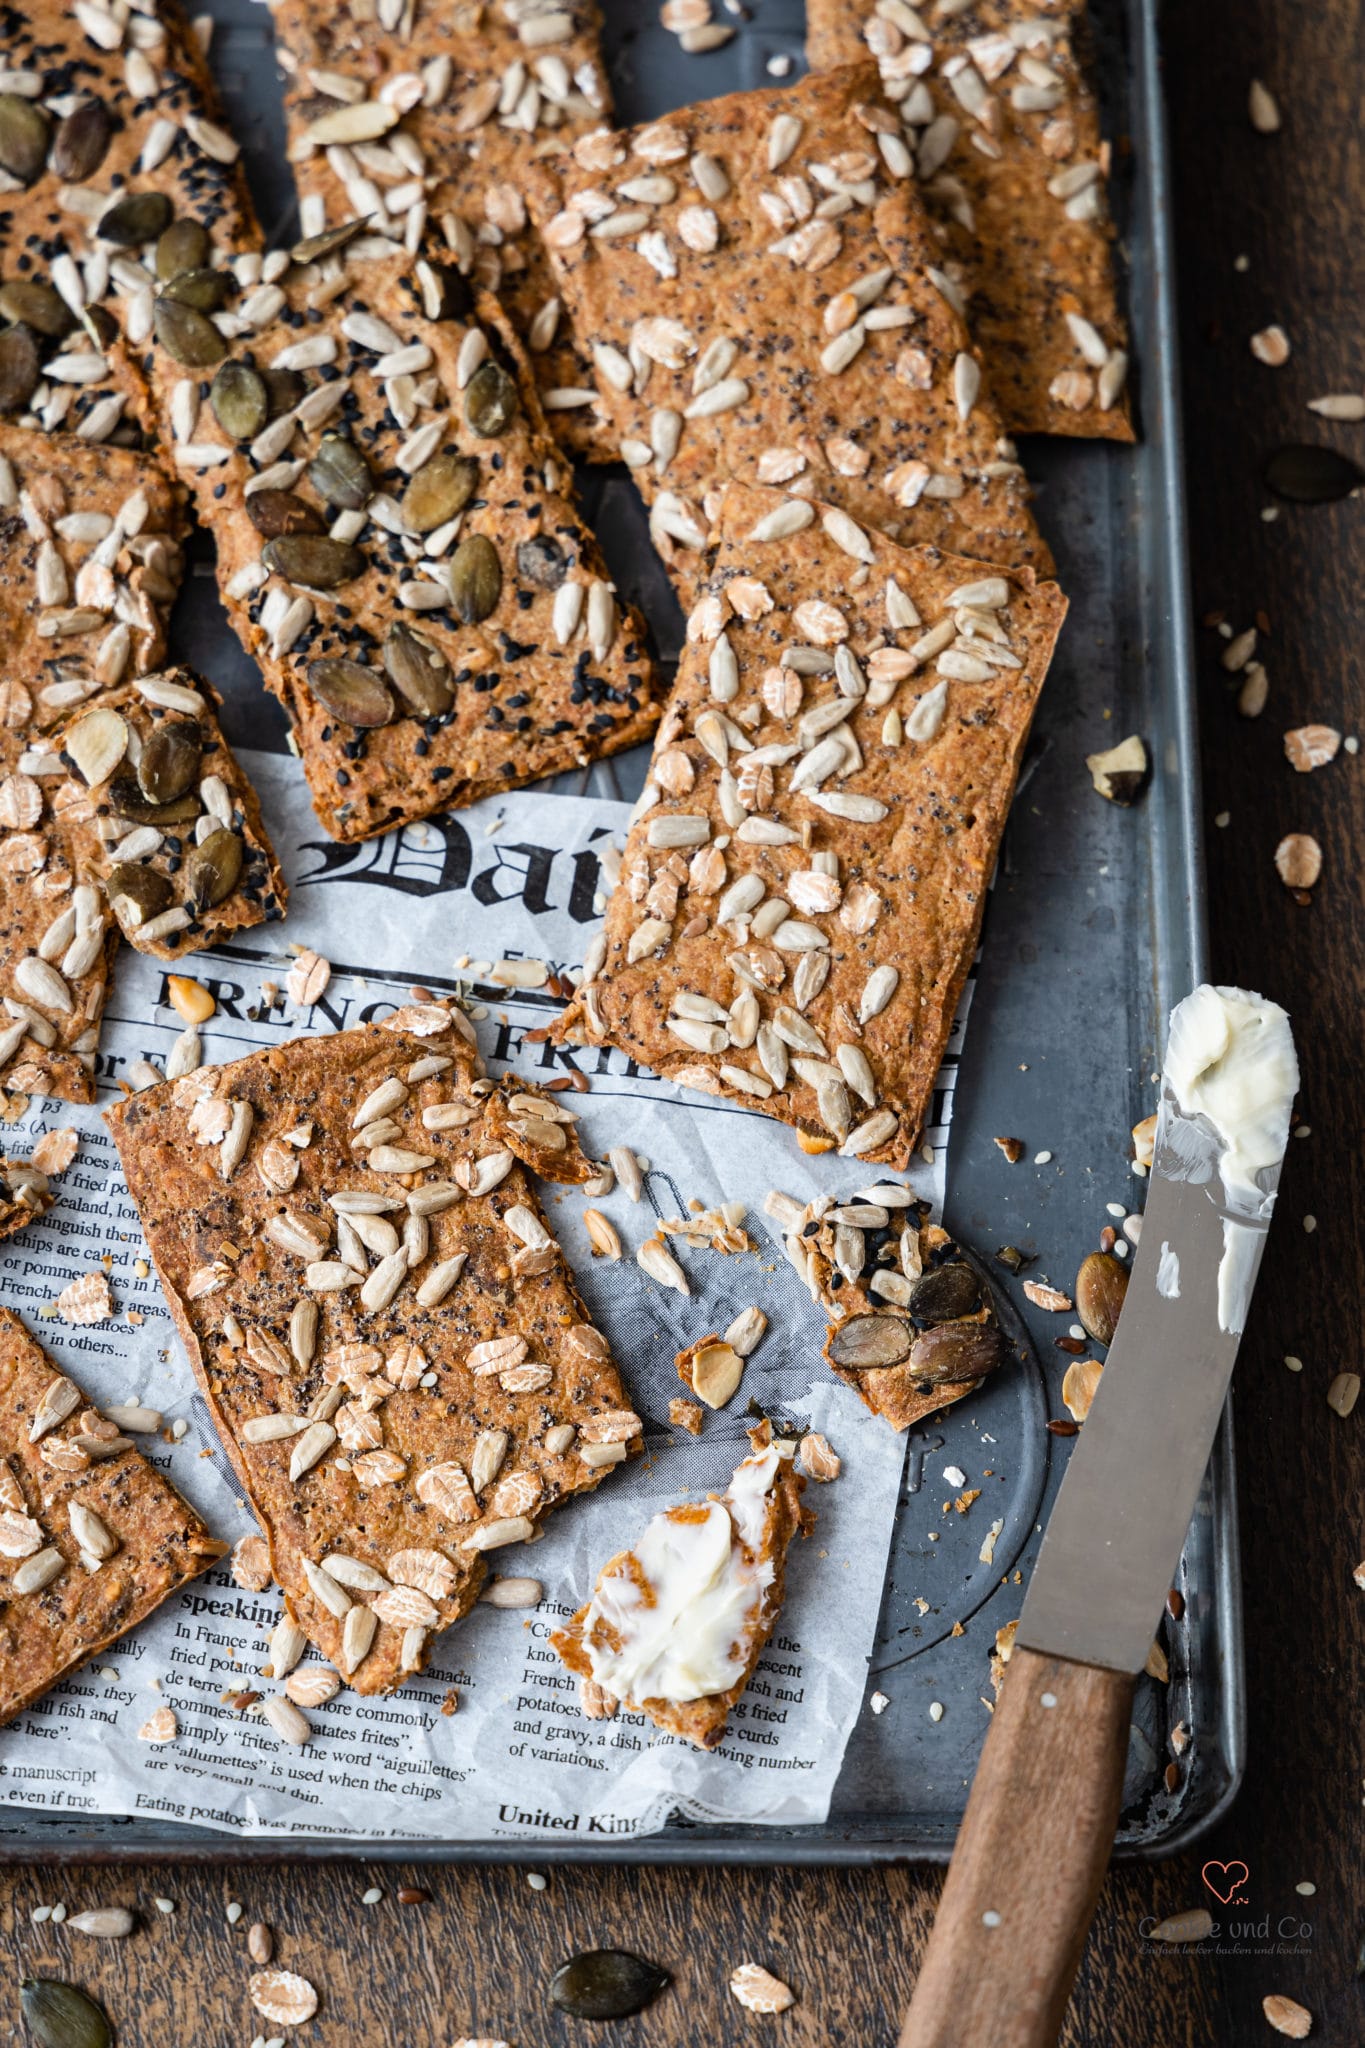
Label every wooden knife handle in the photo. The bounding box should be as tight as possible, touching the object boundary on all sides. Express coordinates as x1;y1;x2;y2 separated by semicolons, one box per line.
899;1646;1135;2048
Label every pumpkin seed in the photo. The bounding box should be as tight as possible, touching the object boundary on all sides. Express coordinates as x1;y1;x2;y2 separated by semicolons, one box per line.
0;325;41;414
383;623;453;715
909;1263;981;1326
828;1313;913;1370
401;451;478;533
1263;441;1364;504
1076;1250;1129;1346
153;295;227;368
907;1320;1007;1388
98;190;174;246
307;433;372;511
517;535;569;588
449;533;501;623
0;95;51;185
137;719;202;803
463;358;518;436
305;659;393;727
261;535;364;588
209;358;268;441
51;98;113;182
20;1981;112;2048
549;1950;670;2022
248;489;325;539
0;281;71;339
185;828;243;910
262;366;306;417
160;266;231;313
106;863;174;928
107;775;199;827
155;217;211;282
291;216;371;265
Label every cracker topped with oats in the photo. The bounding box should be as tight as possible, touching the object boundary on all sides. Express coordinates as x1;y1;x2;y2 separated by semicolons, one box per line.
272;0;616;459
524;61;1052;600
0;1306;226;1727
0;420;186;727
54;669;286;960
552;1427;811;1751
0;0;259;451
555;479;1067;1170
805;0;1133;440
106;1013;642;1695
138;230;660;842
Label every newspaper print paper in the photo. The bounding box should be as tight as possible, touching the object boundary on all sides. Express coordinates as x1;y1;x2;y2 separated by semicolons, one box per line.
0;755;971;1841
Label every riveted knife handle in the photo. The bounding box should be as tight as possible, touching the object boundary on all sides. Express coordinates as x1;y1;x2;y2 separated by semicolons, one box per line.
898;1646;1135;2048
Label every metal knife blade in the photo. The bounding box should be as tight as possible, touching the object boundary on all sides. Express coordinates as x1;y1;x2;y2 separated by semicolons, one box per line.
1017;1020;1293;1677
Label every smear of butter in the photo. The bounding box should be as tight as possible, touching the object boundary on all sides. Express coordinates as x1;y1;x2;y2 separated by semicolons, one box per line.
581;1444;787;1705
1162;984;1298;1331
1156;1241;1181;1299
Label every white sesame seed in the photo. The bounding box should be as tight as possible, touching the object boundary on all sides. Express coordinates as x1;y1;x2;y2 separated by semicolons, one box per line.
362;1886;384;1905
1040;1692;1058;1708
982;1910;1002;1928
155;1897;175;1914
869;1690;890;1715
1296;1882;1316;1897
1303;1215;1318;1234
1034;1150;1053;1165
526;1872;548;1891
928;1701;944;1722
226;1901;243;1924
1105;1202;1126;1217
943;1465;967;1486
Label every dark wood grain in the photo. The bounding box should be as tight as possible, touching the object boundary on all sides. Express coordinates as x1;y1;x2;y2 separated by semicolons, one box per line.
2;3;1361;2042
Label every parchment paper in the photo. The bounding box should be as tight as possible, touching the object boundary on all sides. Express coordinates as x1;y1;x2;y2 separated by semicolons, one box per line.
0;756;971;1841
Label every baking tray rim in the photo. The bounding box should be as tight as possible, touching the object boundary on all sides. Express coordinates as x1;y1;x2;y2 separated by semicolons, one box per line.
0;0;1241;1869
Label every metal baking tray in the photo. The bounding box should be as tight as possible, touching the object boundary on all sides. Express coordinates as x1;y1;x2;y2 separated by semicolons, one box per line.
1;0;1235;1866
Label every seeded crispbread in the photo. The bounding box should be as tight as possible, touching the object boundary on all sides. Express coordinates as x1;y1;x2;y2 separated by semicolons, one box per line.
0;1306;226;1727
138;236;661;843
552;1431;810;1750
106;1013;642;1696
0;0;261;454
805;0;1133;439
52;669;286;961
524;62;1052;604
272;0;616;460
0;420;187;726
556;480;1066;1169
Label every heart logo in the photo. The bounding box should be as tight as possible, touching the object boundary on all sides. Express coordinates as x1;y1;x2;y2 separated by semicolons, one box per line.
1201;1860;1249;1905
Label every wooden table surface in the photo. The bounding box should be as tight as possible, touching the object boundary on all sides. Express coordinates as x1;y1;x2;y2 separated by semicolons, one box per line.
5;1;1362;2042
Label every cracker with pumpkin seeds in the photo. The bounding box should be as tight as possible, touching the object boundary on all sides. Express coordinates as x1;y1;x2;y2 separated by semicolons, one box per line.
552;1429;810;1751
272;0;616;460
523;61;1051;603
54;668;286;961
137;230;661;842
106;1013;643;1696
0;721;120;1106
769;1186;1010;1431
555;479;1067;1170
0;1305;226;1726
0;0;261;452
806;0;1133;440
0;419;187;727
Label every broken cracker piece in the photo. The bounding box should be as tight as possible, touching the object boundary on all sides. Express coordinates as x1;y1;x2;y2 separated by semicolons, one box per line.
806;0;1133;440
106;1019;640;1694
0;1306;225;1726
555;480;1066;1170
55;671;285;960
552;1436;810;1750
524;63;1052;602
